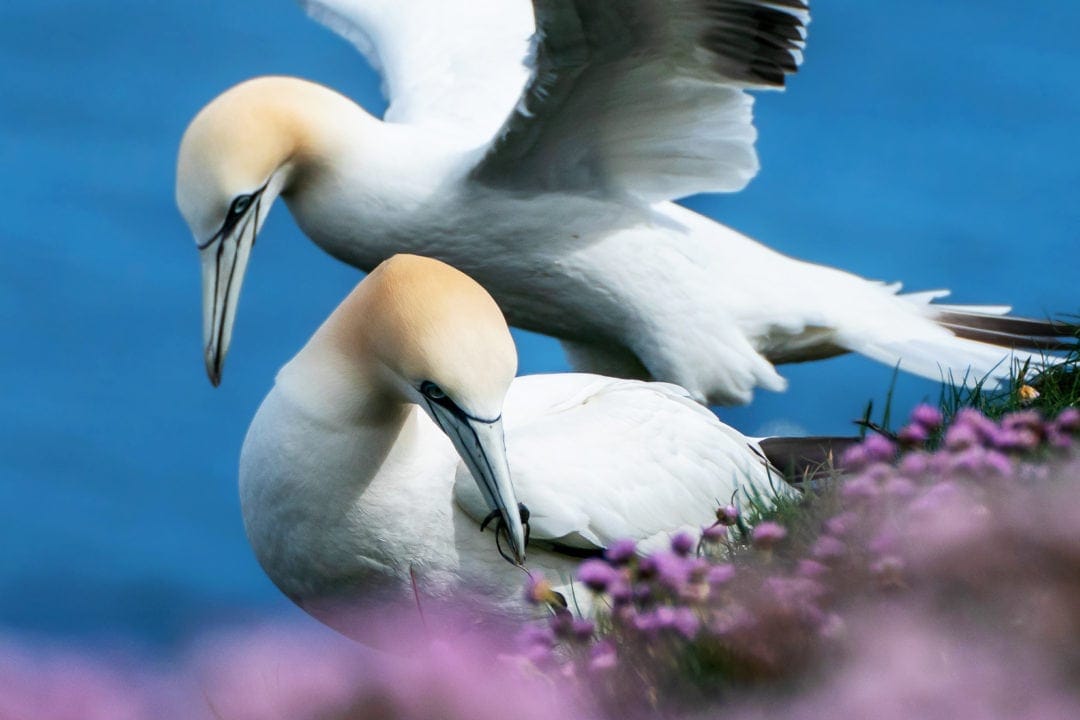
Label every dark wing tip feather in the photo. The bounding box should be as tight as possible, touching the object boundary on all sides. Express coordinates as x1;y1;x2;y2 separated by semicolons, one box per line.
699;0;808;87
758;435;859;484
937;311;1080;353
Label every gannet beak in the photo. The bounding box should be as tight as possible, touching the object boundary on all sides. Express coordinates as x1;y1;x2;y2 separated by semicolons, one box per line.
199;207;259;386
428;406;526;565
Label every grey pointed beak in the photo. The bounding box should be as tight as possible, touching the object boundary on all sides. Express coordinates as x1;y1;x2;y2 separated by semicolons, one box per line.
428;406;526;564
200;217;257;386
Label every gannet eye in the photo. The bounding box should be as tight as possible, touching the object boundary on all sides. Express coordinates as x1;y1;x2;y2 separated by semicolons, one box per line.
421;381;447;400
228;194;254;220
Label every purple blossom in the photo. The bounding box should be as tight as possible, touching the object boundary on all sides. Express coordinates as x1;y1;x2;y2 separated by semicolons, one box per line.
571;619;596;642
607;578;632;605
840;475;880;503
943;422;979;450
587;642;617;674
882;476;917;499
824;512;858;538
577;559;620;593
897;423;929;445
751;521;788;549
862;434;897;463
811;535;847;563
989;426;1040;452
701;523;729;542
670;531;696;556
1055;407;1080;433
707;563;736;587
715;504;741;526
1001;409;1043;432
910;403;944;430
604;539;637;565
637;606;701;640
898;452;930;477
840;444;869;470
796;559;829;579
652;551;692;593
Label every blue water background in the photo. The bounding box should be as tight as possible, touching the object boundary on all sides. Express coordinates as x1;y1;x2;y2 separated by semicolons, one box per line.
2;1;1077;645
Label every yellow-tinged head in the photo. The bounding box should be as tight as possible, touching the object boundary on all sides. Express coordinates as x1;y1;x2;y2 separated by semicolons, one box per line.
175;76;351;386
321;254;525;564
332;254;518;422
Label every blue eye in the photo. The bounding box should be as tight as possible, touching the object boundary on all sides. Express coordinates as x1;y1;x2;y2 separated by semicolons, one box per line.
421;382;446;400
229;194;253;218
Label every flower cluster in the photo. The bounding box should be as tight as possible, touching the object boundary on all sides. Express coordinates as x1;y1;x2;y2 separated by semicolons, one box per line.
519;405;1080;717
4;405;1079;720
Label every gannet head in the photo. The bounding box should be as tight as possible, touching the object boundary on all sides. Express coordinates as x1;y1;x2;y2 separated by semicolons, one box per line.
176;77;325;386
343;254;526;564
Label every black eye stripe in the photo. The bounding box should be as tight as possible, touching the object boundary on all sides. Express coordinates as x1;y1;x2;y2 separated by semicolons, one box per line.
199;180;272;251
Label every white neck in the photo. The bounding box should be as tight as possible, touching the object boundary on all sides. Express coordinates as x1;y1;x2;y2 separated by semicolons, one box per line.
278;107;481;270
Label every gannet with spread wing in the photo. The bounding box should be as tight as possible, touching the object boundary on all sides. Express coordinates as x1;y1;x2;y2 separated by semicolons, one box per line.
177;0;1075;403
240;254;793;641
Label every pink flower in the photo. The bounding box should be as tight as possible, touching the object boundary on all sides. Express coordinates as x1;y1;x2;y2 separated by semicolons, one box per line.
1055;407;1080;433
670;531;696;556
910;403;944;430
701;523;729;542
751;521;788;549
577;559;620;593
862;434;897;463
707;563;736;587
897;423;929;445
715;504;741;526
604;539;637;565
811;535;847;562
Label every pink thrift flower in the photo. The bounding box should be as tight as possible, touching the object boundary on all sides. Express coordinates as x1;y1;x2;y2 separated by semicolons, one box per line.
840;444;869;470
604;539;638;565
812;535;847;562
707;563;736;587
577;559;620;593
716;504;741;526
862;434;897;463
897;423;929;445
898;452;931;477
701;523;729;542
1054;407;1080;433
796;559;830;579
670;531;696;556
944;422;979;450
840;475;881;503
911;403;944;429
824;512;858;538
751;521;788;549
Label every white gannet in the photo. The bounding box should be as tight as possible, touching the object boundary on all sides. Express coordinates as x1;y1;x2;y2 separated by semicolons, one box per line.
239;254;793;642
176;0;1076;403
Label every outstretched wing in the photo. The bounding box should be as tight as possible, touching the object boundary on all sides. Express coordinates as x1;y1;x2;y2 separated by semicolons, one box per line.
469;0;810;201
454;374;785;554
297;0;535;144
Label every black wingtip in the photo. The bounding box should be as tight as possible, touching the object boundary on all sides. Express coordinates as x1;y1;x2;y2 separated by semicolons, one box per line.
937;311;1080;353
759;435;859;483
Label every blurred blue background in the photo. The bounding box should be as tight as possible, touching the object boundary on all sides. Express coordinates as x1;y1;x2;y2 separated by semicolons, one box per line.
2;1;1077;646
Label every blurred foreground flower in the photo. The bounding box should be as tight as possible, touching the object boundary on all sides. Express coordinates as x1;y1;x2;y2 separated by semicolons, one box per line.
521;405;1080;717
2;405;1078;719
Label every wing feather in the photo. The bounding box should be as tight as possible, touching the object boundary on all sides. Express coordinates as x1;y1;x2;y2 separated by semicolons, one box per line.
454;374;785;554
297;0;535;143
469;0;810;200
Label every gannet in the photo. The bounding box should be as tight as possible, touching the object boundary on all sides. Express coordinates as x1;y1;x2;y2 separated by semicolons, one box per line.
176;0;1076;403
239;254;794;642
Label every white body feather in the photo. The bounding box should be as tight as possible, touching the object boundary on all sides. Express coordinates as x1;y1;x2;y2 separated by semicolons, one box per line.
240;368;778;640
